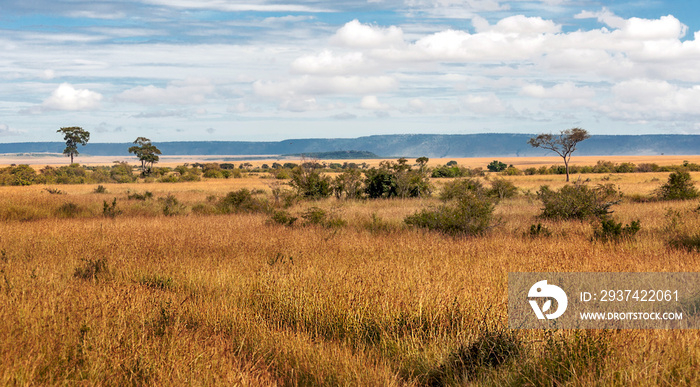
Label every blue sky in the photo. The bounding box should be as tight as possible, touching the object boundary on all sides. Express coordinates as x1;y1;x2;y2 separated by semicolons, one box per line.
2;0;700;142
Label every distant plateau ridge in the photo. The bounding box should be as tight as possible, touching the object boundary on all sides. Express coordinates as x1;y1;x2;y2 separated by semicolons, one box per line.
1;134;699;159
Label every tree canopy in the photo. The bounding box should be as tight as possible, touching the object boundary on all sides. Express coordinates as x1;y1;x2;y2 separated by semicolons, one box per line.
128;137;162;173
528;128;590;182
57;126;90;164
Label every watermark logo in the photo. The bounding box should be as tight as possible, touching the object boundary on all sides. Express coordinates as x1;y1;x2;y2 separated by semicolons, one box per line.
528;280;568;320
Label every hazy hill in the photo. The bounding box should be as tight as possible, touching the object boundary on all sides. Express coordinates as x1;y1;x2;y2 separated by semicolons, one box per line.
2;134;699;158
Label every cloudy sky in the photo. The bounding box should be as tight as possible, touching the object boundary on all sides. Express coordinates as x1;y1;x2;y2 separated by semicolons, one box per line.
2;0;700;142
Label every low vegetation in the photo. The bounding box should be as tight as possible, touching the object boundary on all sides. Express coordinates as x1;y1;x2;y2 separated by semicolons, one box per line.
0;160;698;385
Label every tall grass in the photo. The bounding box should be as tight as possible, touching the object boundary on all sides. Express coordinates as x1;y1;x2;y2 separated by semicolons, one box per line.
0;174;698;384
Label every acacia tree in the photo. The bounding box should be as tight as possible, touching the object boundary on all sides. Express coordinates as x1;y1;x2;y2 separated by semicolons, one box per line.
57;126;90;164
128;137;162;174
528;128;591;182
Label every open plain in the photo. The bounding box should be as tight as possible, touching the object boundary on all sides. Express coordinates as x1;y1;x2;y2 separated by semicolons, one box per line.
0;157;699;385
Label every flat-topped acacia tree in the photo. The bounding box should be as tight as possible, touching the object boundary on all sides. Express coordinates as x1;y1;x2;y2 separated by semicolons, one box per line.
57;126;90;164
528;128;591;182
128;137;162;174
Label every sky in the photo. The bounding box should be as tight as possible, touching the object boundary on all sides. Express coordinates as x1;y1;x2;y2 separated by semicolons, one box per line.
2;0;700;143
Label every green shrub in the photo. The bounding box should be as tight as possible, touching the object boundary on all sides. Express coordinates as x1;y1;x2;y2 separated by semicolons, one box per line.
301;207;346;228
290;165;332;199
333;169;364;199
537;183;620;220
487;160;507;172
102;198;120;218
44;187;65;195
656;170;699;200
489;178;518;199
161;194;186;216
217;189;270;214
405;191;495;236
128;191;153;200
440;178;484;201
270;210;297;226
593;218;641;242
93;185;107;194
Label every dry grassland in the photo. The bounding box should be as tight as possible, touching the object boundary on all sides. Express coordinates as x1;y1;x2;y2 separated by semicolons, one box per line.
0;172;699;385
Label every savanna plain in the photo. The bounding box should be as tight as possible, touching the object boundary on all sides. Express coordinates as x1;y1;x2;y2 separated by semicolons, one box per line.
1;157;699;386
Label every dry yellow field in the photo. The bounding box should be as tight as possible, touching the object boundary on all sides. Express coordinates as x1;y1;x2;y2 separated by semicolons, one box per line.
0;172;699;385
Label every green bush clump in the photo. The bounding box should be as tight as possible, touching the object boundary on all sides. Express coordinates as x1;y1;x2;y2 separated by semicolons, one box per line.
405;191;495;236
439;178;484;201
537;183;620;220
217;189;270;214
161;194;187;216
300;207;346;228
656;170;699;201
489;177;518;199
270;210;297;226
593;218;641;242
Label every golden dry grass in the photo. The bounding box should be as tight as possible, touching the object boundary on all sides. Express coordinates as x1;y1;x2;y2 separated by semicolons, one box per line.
0;173;699;385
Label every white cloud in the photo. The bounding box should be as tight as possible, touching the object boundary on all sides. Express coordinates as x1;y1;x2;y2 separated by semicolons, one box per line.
461;94;506;114
332;20;405;48
117;78;215;105
360;95;391;110
0;124;25;136
473;15;561;35
42;83;103;111
575;8;687;40
599;79;700;121
291;50;370;75
521;82;595;99
253;75;398;99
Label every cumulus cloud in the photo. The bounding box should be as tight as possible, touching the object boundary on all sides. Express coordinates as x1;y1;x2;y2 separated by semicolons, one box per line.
575;8;687;40
332;20;405;48
360;95;391;110
42;83;103;111
118;78;215;105
291;50;370;75
603;79;700;120
473;15;561;35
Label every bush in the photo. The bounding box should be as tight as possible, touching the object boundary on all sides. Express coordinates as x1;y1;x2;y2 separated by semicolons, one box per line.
93;185;107;193
103;198;120;218
537;183;620;220
128;191;153;201
161;194;187;216
333;169;364;199
217;189;270;214
405;191;495;236
593;218;641;242
270;210;297;226
290;165;332;199
440;178;484;201
300;207;346;228
487;160;507;172
656;170;699;201
489;178;518;199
